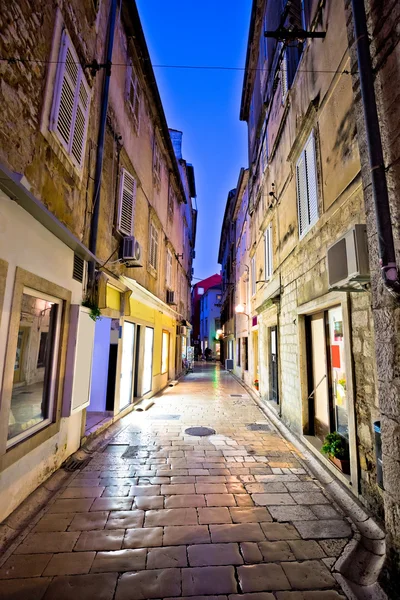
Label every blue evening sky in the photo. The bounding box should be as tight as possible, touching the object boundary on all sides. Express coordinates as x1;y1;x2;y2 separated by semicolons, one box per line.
136;0;252;281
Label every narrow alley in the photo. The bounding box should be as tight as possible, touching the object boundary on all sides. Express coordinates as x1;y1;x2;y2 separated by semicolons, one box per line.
0;363;351;599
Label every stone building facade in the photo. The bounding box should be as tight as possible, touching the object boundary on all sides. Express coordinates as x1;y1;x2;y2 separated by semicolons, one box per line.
0;0;196;521
219;0;384;553
344;0;400;593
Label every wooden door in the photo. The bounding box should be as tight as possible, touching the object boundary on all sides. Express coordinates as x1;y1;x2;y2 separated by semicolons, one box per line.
310;313;330;441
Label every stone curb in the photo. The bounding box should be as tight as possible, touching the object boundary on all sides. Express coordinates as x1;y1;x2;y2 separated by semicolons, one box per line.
230;370;388;599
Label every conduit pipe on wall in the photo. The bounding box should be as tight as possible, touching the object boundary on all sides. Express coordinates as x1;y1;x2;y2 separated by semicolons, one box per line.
351;0;400;299
89;0;118;276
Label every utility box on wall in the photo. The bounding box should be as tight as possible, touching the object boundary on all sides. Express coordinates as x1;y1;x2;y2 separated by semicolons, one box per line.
62;305;95;416
225;359;234;370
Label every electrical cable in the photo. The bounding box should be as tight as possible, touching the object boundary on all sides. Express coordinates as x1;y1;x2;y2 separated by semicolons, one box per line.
0;56;350;75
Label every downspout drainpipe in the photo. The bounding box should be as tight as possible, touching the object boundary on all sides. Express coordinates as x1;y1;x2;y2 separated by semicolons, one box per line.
88;0;118;278
351;0;400;299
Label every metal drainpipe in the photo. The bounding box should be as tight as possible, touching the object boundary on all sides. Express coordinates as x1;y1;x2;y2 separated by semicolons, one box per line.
88;0;118;279
351;0;400;299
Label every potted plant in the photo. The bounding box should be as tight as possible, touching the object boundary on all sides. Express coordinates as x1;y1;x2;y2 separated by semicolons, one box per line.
254;379;259;391
321;432;350;474
82;299;102;322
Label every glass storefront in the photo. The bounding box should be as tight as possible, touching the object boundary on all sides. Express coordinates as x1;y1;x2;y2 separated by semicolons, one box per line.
142;326;154;394
328;306;348;439
161;330;169;375
120;321;135;410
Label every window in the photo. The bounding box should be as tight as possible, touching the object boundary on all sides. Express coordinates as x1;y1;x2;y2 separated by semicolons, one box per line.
166;249;173;288
149;222;159;270
127;65;140;132
296;131;319;237
251;257;256;296
168;184;175;219
237;338;241;367
264;225;273;280
50;29;90;168
153;140;162;187
161;331;170;374
117;169;136;236
36;332;48;368
120;322;135;410
8;289;62;444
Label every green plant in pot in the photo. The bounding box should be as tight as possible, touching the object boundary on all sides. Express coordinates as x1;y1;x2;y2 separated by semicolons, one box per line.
82;299;102;321
321;432;350;474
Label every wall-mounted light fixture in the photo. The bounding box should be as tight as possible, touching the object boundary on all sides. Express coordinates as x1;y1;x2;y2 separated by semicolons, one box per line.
235;304;250;317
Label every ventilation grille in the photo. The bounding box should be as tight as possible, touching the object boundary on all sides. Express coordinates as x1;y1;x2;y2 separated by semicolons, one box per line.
73;254;85;283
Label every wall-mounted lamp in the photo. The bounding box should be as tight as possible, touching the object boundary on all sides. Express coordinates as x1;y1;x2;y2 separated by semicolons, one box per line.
235;304;250;317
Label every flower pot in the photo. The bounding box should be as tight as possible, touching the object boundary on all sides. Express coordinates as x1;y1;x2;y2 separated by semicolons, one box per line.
254;383;259;391
329;455;350;475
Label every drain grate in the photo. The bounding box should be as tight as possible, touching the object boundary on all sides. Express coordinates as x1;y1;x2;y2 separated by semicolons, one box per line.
62;456;92;472
246;423;271;432
185;426;216;437
150;414;181;420
230;394;243;397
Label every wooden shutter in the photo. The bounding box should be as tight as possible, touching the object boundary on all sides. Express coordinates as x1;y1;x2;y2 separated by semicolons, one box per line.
166;250;172;288
304;132;318;226
51;29;90;167
118;169;136;236
51;30;78;150
296;153;308;236
149;223;158;269
71;75;90;166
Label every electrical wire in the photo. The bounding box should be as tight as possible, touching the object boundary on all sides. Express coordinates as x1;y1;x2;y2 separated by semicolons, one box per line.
0;56;351;75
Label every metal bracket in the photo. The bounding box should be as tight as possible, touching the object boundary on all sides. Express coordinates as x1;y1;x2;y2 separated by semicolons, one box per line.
264;27;326;42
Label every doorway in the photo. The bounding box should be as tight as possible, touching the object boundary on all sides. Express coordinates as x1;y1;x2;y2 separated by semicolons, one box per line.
86;317;118;434
307;306;348;442
269;326;279;403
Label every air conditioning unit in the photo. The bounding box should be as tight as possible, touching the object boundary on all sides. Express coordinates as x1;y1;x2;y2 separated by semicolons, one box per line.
327;224;369;290
121;236;142;266
166;290;175;304
225;359;234;370
177;325;187;336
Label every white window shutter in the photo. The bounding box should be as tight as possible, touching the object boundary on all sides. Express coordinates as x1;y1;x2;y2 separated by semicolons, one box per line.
51;30;78;150
166;250;172;288
304;132;318;226
280;47;288;99
296;154;308;236
71;75;90;166
118;169;136;236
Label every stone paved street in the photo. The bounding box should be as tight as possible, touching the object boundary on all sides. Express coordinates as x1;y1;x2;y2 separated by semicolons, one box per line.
0;363;352;599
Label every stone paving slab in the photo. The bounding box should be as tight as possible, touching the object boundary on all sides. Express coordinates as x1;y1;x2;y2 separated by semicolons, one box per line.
0;363;352;599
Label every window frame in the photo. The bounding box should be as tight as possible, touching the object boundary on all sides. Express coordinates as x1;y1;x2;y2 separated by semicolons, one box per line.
149;222;159;271
153;139;162;188
264;224;273;280
7;287;63;449
251;256;256;296
117;168;136;236
166;249;173;289
50;28;91;169
296;131;319;239
127;64;140;133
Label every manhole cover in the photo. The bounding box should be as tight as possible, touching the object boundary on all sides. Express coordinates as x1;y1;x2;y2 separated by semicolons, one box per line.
230;394;243;397
246;423;271;432
185;427;216;437
150;414;181;420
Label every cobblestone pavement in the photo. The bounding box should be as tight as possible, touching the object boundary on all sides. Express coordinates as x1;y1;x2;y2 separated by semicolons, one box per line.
0;363;352;599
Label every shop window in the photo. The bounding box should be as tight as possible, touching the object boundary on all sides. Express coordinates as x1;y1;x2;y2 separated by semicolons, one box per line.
142;327;154;395
244;337;249;371
161;330;169;375
117;169;136;236
8;289;62;444
296;131;319;237
120;322;135;410
237;338;241;367
50;29;90;168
